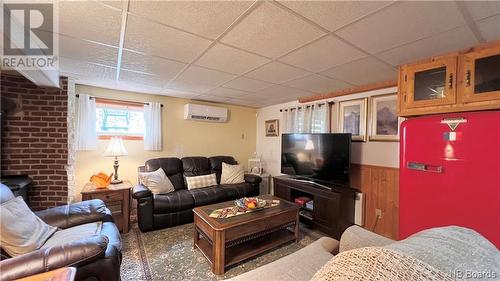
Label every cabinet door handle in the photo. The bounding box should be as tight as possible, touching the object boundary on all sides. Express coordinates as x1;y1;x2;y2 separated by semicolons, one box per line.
407;162;443;173
465;70;471;87
448;73;453;89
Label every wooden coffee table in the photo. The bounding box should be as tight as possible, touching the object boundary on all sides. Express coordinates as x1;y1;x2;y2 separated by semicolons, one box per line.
193;195;300;275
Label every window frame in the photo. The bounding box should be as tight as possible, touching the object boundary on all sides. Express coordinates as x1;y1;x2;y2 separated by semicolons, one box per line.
95;98;145;141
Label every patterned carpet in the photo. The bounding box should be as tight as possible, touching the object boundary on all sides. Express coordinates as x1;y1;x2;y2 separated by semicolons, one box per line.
121;223;323;281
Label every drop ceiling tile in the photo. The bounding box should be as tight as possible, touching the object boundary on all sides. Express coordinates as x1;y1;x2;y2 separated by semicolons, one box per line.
194;95;231;103
377;26;479;67
168;66;236;93
278;0;393;31
321;57;397;86
336;1;466;54
124;15;213;63
98;1;124;10
119;70;166;89
236;92;270;102
462;1;500;21
225;98;260;107
59;1;122;46
206;87;250;98
195;44;270;75
254;85;311;100
112;81;163;95
245;62;311;84
279;35;367;72
222;77;273;92
59;35;118;67
120;51;186;80
283;74;352;94
476;14;500;42
59;57;116;81
221;2;325;58
159;89;200;99
128;1;253;39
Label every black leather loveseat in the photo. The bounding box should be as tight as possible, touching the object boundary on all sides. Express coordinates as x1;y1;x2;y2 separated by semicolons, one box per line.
132;156;262;232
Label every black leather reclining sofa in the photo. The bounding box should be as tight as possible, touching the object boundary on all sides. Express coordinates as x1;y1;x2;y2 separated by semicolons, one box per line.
132;156;262;232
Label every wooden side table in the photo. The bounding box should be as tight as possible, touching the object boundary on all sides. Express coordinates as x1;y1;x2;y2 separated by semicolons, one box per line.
81;180;132;233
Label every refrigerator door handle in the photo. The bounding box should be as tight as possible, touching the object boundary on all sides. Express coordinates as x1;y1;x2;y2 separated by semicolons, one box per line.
407;162;443;173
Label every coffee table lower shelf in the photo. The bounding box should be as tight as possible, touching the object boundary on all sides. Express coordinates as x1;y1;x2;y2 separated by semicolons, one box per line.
195;228;296;269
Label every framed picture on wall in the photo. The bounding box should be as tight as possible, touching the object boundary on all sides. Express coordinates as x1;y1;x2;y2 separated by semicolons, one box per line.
369;94;401;141
338;98;368;142
265;119;279;137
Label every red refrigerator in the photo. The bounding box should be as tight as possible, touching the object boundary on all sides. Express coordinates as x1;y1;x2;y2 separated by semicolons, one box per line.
399;110;500;248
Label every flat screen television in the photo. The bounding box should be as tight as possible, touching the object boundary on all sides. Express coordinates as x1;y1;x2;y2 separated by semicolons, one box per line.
281;133;351;187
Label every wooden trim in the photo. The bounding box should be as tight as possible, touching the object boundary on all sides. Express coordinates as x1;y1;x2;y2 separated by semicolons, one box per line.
98;135;143;141
299;80;397;103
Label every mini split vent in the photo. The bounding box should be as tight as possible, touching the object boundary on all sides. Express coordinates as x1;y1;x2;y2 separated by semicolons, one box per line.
184;104;228;123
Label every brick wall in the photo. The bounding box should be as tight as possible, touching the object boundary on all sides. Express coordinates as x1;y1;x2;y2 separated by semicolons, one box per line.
1;73;69;210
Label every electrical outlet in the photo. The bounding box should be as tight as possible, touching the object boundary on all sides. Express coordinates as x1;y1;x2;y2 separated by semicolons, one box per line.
375;208;383;219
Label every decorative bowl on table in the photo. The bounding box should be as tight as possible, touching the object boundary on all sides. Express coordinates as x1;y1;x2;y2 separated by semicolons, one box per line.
235;197;267;211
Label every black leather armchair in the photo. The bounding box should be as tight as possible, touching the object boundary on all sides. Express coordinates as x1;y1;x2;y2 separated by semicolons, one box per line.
0;184;122;281
133;156;262;232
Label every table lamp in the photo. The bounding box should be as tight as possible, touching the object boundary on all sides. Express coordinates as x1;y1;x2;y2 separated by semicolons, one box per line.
104;137;128;184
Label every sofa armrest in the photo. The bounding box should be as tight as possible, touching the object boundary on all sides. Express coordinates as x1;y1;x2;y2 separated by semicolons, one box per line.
244;174;262;185
132;184;154;232
0;236;108;281
132;184;152;199
339;225;395;253
35;200;113;229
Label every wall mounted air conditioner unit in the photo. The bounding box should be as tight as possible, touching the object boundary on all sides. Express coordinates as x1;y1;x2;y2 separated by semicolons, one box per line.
183;103;228;123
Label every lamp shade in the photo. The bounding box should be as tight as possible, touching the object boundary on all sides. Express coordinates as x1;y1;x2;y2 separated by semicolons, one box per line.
304;139;315;150
103;137;128;157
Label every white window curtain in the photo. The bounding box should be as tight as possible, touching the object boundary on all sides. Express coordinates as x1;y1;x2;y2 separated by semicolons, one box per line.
144;102;162;151
282;103;330;134
75;94;97;151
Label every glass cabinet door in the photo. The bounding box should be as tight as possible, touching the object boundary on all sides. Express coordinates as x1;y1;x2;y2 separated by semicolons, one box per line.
461;45;500;103
404;57;457;109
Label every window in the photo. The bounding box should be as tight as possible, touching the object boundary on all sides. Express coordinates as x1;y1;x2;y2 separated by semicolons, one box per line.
95;99;145;140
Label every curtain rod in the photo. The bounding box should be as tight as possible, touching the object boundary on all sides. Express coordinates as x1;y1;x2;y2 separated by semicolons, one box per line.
75;94;163;107
280;101;334;112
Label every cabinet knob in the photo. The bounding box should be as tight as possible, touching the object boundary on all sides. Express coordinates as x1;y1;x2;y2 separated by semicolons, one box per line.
448;73;453;89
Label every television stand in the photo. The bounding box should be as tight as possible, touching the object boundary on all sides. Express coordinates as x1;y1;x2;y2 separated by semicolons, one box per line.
273;175;356;239
289;177;332;191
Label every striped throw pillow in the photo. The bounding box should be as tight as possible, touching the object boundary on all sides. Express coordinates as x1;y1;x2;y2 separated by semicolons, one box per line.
186;173;217;190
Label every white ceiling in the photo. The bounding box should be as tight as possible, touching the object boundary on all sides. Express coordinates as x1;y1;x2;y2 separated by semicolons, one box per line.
56;0;500;108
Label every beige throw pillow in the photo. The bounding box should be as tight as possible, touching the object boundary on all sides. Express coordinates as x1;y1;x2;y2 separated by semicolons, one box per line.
139;168;175;194
186;173;217;190
0;196;57;257
220;163;245;184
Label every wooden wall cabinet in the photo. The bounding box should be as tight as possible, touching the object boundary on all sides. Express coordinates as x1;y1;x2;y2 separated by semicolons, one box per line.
398;41;500;116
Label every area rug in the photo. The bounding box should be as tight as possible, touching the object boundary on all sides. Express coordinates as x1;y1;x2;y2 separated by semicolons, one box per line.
121;223;323;281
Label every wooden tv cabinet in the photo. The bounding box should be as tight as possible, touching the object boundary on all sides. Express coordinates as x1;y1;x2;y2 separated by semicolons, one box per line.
273;176;356;239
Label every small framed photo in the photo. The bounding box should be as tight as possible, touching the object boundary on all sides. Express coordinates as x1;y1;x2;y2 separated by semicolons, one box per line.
369;94;401;141
265;119;279;137
338;98;368;142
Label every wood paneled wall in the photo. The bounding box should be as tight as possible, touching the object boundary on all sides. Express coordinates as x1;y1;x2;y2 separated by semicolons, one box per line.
350;164;400;240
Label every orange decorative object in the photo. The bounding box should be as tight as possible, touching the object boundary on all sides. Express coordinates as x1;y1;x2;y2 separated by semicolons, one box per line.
89;172;113;189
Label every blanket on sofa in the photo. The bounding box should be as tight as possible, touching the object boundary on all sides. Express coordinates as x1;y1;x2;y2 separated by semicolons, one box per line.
310;246;453;281
311;226;500;281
